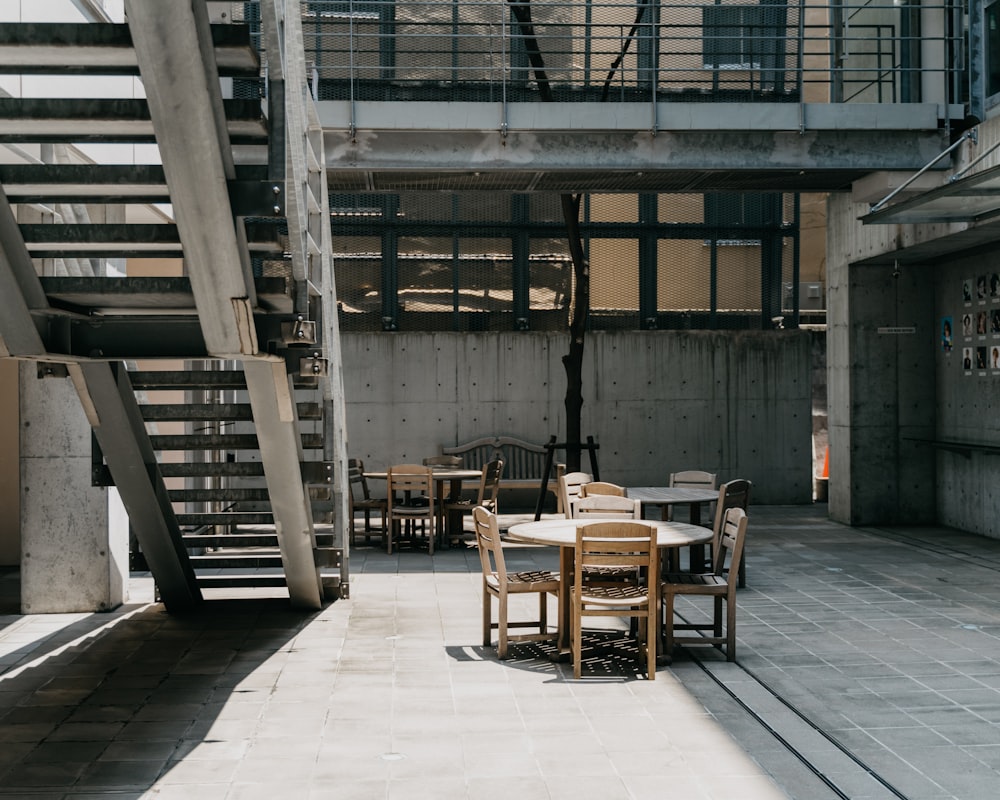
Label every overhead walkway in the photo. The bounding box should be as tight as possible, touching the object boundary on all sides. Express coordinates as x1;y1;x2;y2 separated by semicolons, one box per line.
305;0;966;195
0;5;348;610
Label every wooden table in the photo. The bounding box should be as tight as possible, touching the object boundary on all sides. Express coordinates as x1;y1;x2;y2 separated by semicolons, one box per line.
626;486;719;570
506;518;712;654
365;467;482;547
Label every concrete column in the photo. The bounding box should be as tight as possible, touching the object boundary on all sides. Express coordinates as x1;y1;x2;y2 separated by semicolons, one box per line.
19;362;128;613
0;360;19;566
826;194;936;525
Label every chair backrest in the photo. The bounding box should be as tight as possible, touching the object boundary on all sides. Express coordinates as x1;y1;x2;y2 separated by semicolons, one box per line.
579;481;625;497
669;470;718;489
558;471;593;517
423;454;463;468
472;505;508;583
348;458;371;500
574;521;658;594
387;464;434;506
708;478;751;565
712;506;749;579
476;458;505;511
570;494;642;519
711;478;752;542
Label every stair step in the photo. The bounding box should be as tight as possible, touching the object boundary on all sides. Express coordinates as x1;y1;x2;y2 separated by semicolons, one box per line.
170;488;271;503
130;370;248;390
0;22;261;77
161;462;265;478
168;487;331;503
140;402;322;421
182;533;338;549
177;512;274;526
195;574;288;589
149;433;324;450
191;553;284;569
182;534;278;548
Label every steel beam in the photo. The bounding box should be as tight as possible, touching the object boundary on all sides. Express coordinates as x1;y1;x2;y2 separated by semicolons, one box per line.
125;0;261;358
74;361;202;612
0;186;47;356
243;358;324;610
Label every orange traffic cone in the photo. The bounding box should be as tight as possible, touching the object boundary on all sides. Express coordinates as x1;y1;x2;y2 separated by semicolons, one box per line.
821;447;829;479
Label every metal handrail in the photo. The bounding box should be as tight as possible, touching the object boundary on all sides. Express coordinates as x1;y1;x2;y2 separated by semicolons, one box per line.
292;0;961;109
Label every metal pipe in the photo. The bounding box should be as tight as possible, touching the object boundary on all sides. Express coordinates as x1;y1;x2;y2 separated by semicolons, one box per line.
869;129;975;212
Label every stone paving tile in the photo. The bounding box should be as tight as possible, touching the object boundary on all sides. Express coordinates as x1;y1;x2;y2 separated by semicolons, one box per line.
6;505;1000;797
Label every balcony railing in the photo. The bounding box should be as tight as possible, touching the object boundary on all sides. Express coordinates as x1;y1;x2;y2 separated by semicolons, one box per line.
271;0;963;108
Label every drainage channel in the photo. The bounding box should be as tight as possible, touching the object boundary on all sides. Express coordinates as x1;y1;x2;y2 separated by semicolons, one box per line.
679;651;912;800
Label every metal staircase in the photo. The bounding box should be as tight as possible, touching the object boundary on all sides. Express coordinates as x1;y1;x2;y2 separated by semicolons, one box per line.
98;365;340;596
0;2;349;611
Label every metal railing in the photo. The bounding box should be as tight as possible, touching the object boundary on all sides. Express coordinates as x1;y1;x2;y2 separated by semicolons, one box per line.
275;0;963;107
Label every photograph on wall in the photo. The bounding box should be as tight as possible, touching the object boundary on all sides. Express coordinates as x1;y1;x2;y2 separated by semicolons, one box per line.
992;272;1000;299
962;312;973;337
964;278;973;302
992;308;1000;334
978;310;989;335
963;346;974;370
993;345;1000;370
977;346;988;370
941;317;953;352
978;274;989;300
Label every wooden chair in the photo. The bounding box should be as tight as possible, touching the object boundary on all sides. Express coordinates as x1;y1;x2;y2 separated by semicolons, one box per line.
570;494;641;519
558;471;593;517
386;464;435;555
571;494;645;590
444;458;504;542
423;454;463;467
347;458;387;548
710;479;752;587
472;506;560;660
579;481;625;498
571;521;659;680
661;507;748;664
666;470;718;521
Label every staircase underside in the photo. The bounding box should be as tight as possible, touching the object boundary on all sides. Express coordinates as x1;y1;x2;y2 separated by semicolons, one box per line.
0;11;341;611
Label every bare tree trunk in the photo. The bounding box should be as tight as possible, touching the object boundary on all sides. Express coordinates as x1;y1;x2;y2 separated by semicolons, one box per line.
507;1;588;470
506;1;644;471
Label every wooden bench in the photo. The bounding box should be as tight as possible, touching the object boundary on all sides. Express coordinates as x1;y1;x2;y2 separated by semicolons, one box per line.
443;436;565;509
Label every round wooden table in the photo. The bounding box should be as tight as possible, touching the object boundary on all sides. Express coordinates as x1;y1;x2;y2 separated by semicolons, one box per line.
506;518;712;655
366;467;483;548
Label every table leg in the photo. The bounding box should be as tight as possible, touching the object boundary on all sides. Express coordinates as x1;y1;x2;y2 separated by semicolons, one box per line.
688;502;707;572
554;546;573;660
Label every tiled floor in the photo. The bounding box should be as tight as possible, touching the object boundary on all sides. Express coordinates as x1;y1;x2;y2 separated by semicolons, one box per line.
1;505;999;799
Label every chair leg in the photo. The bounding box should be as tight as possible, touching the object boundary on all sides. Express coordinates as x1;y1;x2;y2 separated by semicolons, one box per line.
644;610;656;680
662;591;674;665
726;592;737;661
538;592;548;636
572;605;582;679
482;584;492;648
713;596;723;639
497;592;508;660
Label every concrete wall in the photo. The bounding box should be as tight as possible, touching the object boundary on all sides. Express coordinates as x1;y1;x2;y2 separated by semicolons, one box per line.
827;193;938;526
934;252;1000;537
342;330;813;505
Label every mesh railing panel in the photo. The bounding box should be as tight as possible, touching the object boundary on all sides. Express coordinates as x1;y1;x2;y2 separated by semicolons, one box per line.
332;191;802;332
286;0;960;106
